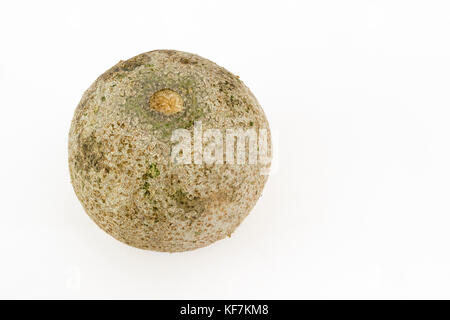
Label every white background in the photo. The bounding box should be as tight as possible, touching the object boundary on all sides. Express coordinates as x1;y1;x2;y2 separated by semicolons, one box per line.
1;0;450;299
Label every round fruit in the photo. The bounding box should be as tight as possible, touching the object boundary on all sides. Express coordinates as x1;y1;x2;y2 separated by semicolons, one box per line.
68;50;271;252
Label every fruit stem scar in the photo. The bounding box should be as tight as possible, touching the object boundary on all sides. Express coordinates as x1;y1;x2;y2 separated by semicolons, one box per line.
149;89;184;115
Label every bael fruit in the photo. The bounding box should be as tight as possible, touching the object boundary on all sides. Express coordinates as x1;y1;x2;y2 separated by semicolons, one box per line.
68;50;271;252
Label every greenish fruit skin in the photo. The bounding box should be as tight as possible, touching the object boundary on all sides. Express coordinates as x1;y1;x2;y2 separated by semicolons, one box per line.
68;50;271;252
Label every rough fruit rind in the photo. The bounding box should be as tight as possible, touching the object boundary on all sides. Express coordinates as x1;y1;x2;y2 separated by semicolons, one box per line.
69;50;271;252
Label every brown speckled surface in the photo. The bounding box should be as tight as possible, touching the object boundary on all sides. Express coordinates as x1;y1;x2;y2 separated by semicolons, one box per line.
68;50;271;252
